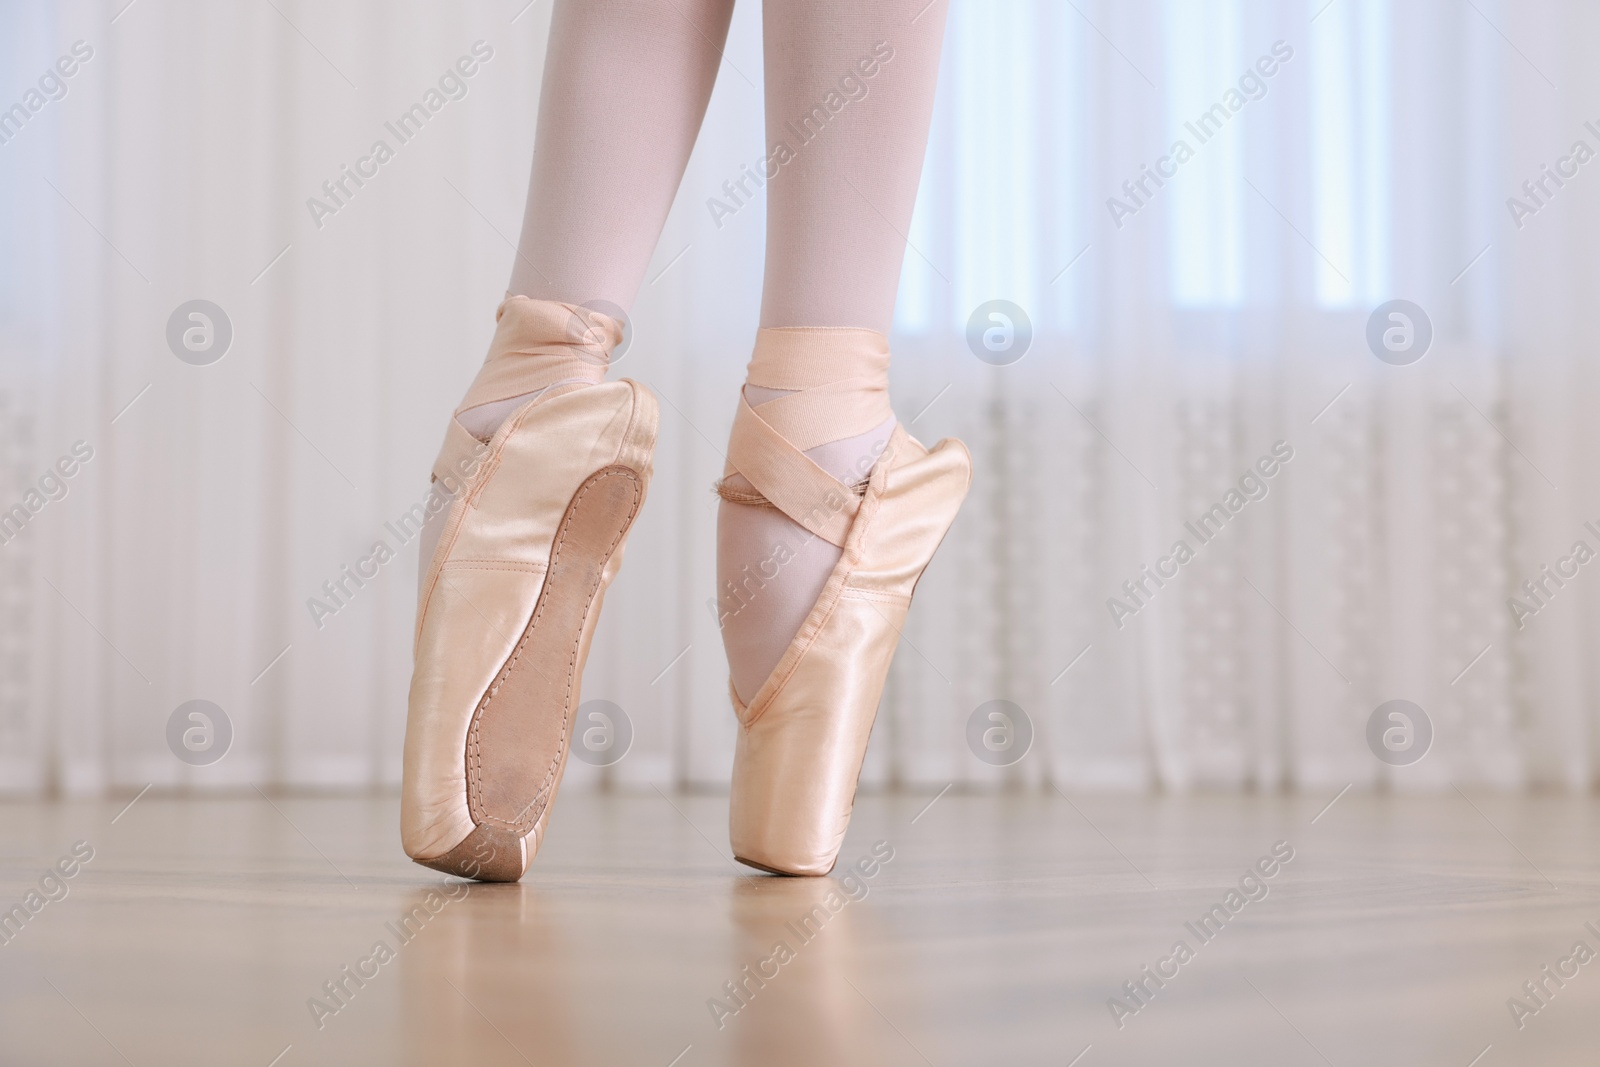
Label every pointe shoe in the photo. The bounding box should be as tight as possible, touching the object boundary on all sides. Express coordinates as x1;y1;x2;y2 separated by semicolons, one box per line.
401;297;656;882
728;425;970;876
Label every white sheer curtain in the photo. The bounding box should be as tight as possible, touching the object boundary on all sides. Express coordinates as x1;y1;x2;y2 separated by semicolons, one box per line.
3;0;1596;796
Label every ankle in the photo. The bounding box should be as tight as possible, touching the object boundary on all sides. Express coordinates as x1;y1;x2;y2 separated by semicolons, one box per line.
451;297;621;440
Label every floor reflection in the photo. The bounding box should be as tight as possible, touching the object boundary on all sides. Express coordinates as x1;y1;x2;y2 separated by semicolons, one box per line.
721;871;909;1067
386;843;927;1064
397;881;572;1065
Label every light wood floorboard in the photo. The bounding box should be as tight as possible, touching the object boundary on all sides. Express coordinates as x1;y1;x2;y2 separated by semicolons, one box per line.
1;791;1597;1065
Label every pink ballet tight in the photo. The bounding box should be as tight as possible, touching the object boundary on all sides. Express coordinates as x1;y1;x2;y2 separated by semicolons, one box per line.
724;0;947;702
506;0;736;309
463;0;950;705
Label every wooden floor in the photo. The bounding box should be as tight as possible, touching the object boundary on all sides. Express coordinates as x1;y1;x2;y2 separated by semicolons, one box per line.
1;789;1597;1066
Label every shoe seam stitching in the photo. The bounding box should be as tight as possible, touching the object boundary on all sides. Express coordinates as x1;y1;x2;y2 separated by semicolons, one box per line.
466;465;642;834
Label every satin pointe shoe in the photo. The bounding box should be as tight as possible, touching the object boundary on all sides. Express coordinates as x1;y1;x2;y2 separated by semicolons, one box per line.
401;296;657;882
721;330;971;876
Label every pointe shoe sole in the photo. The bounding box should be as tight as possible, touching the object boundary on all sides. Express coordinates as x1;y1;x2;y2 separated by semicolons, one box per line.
728;427;971;876
402;379;656;882
414;466;643;881
732;854;815;877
